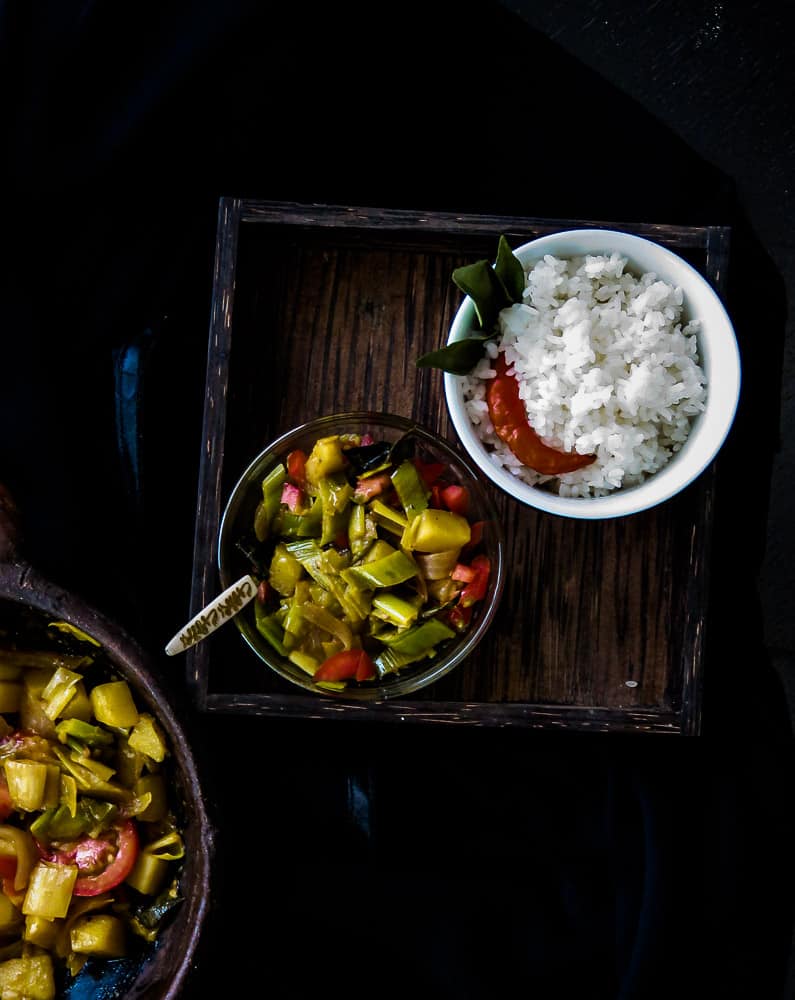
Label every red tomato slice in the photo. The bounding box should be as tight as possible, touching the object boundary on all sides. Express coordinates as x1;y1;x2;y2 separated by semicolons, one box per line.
39;820;140;897
314;649;376;683
74;820;139;896
458;555;490;608
286;449;308;487
413;460;445;488
441;484;470;515
452;562;477;583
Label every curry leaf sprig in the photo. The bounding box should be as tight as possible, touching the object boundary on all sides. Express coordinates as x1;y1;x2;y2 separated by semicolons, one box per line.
416;235;526;375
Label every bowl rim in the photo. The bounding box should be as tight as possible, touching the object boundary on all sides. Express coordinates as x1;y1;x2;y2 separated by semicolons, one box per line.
218;410;506;700
443;227;742;519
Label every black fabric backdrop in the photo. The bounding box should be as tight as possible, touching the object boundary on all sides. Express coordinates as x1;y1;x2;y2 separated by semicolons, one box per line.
1;2;793;997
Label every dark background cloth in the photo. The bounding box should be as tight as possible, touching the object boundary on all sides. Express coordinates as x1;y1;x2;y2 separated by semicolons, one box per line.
0;2;793;997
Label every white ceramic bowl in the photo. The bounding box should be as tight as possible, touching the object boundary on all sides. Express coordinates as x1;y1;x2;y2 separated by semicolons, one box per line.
443;228;741;519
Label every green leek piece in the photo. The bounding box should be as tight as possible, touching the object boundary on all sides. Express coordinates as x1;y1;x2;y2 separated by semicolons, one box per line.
58;681;92;723
30;807;64;843
288;650;319;676
319;474;353;545
4;760;48;812
55;718;114;749
126;851;170;896
390;460;430;520
89;681;139;730
133;774;168;823
51;746;130;803
315;680;346;692
341;550;418;590
60;774;78;817
114;740;145;789
268;543;305;596
70;914;126;958
82;800;118;837
286;540;367;623
375;618;456;675
282;599;308;639
125;791;154;820
23;914;59;950
307;583;337;610
275;499;323;539
348;503;377;559
0;953;55;1000
0;826;37;893
254;463;287;542
69;753;116;782
29;799;118;843
375;646;428;676
320;507;349;548
369;499;408;535
0;663;22;681
144;831;185;862
40;667;81;700
41;667;82;721
127;713;167;763
254;602;288;656
371;593;421;628
363;540;396;563
42;764;61;810
47;621;101;646
320;472;354;513
415;547;462;581
22;862;78;919
401;508;471;553
324;546;352;573
300;603;354;649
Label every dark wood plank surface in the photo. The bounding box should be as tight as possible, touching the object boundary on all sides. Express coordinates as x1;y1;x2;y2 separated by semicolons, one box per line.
186;200;726;733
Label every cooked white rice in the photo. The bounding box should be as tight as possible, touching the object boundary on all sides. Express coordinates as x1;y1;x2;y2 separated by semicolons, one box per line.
460;252;707;498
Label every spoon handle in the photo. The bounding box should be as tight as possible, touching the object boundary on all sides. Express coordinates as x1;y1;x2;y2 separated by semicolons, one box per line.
165;574;258;655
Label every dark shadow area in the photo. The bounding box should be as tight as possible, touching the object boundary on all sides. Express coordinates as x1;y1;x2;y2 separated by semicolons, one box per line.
1;2;793;997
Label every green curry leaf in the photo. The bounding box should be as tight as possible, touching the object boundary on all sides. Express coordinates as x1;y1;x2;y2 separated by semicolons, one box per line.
495;234;526;302
416;234;526;376
451;258;512;332
416;335;494;376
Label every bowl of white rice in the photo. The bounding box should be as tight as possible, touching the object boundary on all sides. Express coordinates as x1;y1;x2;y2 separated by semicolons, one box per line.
442;228;741;519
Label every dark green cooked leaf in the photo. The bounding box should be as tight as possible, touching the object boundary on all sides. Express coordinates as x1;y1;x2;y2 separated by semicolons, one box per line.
416;336;493;375
495;234;526;303
451;258;513;332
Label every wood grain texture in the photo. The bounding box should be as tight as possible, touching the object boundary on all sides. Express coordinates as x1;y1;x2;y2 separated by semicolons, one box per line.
186;200;727;734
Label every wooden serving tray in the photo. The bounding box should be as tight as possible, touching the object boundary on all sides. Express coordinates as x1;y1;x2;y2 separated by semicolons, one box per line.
185;199;731;734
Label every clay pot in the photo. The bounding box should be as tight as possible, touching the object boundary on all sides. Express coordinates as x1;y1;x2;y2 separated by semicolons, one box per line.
0;483;214;998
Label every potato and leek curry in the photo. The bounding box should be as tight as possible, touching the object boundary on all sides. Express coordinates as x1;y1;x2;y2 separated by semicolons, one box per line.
0;616;184;1000
235;429;493;689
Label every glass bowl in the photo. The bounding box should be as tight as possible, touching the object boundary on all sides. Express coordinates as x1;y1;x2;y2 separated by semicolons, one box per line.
217;412;505;700
444;228;741;519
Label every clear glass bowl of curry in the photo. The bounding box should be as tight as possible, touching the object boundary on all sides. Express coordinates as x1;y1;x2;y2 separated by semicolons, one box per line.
218;412;506;700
